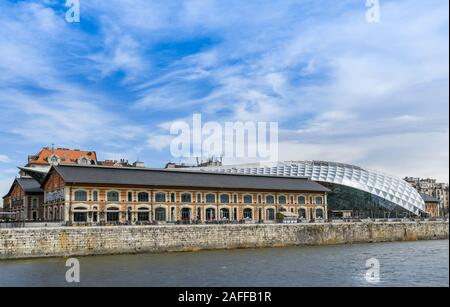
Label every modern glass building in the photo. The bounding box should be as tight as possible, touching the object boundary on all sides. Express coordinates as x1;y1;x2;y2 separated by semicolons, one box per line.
195;161;425;217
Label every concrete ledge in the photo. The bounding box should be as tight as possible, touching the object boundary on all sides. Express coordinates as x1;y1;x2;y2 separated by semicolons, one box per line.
0;221;448;259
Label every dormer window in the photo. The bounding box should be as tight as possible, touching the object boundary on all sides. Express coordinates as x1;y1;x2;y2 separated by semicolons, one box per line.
47;154;60;166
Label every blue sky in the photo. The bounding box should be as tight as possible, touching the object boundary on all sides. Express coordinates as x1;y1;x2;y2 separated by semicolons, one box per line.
0;0;448;203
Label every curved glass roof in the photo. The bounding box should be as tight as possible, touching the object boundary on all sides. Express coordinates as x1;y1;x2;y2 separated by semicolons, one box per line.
195;161;425;216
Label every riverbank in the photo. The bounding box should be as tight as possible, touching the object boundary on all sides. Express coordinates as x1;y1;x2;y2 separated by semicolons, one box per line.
0;221;448;260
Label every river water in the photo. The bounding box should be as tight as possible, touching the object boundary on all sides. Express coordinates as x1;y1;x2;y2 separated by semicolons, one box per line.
0;240;448;287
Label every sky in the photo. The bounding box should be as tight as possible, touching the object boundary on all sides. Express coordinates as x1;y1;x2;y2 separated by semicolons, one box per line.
0;0;448;205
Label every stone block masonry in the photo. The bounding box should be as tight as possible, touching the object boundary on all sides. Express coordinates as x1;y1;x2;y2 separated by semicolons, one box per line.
0;221;448;259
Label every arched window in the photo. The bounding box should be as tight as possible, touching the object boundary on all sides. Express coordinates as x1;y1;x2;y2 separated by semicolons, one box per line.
137;208;150;221
205;194;216;204
106;207;119;222
181;193;192;203
266;195;275;204
138;192;149;202
266;208;275;220
299;208;307;219
206;208;216;220
220;208;230;220
155;208;166;221
73;207;87;222
278;195;287;204
74;190;87;202
243;208;253;219
298;196;306;205
107;191;119;202
243;195;253;204
155;192;166;203
315;196;323;205
220;194;230;204
316;208;324;218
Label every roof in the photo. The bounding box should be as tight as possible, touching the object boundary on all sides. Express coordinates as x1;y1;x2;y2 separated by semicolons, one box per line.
3;177;43;198
420;193;439;203
46;165;330;192
16;178;43;193
27;148;97;166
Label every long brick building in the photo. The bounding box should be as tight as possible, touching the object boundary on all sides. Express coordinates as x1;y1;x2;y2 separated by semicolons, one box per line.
41;165;330;224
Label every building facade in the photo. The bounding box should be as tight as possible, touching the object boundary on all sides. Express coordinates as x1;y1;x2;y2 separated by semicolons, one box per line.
420;193;440;218
41;165;329;224
405;177;449;217
2;178;44;221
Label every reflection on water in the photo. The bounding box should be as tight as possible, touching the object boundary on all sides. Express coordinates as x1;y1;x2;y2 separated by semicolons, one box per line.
0;240;448;287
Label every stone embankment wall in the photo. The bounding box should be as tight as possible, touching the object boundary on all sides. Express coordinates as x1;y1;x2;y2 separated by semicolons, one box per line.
0;221;448;259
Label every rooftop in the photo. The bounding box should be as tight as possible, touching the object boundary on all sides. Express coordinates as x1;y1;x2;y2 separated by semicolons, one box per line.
47;164;330;192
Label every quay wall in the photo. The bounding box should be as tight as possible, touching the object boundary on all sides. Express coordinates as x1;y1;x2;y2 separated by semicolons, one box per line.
0;221;448;259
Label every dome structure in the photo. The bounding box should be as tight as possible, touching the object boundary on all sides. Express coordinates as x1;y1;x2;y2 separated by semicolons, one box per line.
195;161;425;216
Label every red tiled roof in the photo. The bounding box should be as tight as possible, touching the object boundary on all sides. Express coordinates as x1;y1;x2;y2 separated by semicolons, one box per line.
27;148;97;166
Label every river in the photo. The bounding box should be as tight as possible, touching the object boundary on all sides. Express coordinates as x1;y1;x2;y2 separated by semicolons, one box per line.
0;240;448;287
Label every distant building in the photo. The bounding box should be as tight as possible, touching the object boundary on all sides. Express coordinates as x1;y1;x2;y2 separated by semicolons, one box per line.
420;193;440;217
165;157;222;169
404;177;449;217
2;177;44;221
27;147;98;168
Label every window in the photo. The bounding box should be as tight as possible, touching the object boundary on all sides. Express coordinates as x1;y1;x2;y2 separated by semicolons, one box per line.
138;192;149;202
74;190;87;202
243;195;252;204
74;207;87;222
220;208;230;220
315;197;323;205
197;193;202;203
107;191;119;202
92;207;98;222
205;194;216;204
155;208;166;221
155;192;166;203
316;208;324;218
243;208;253;219
278;196;287;204
181;193;192;203
266;195;275;204
93;191;98;202
266;208;275;220
220;194;230;204
206;208;216;220
299;208;307;219
74;212;87;222
128;192;133;202
298;196;306;205
106;208;119;222
137;208;150;221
